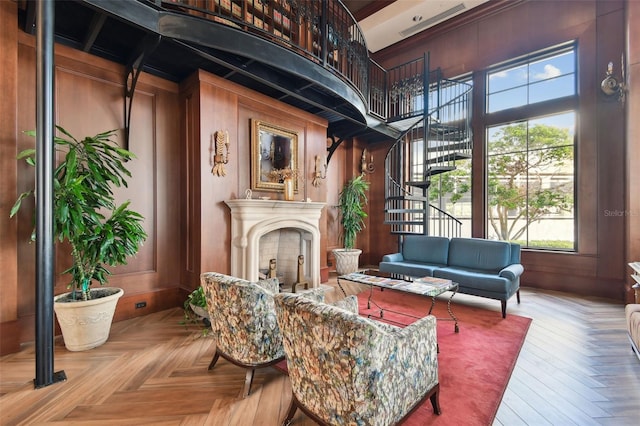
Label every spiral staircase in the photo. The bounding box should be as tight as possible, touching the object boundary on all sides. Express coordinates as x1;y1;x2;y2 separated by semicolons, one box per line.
382;57;473;238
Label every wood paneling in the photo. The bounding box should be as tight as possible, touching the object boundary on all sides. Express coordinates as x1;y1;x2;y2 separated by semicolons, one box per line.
626;0;640;303
179;70;329;291
1;26;182;353
0;0;19;328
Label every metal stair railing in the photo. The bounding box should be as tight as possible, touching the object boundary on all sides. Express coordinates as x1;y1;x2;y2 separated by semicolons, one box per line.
428;204;462;238
384;70;472;237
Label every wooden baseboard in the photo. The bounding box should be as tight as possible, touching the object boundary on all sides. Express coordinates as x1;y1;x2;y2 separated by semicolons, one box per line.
0;287;184;356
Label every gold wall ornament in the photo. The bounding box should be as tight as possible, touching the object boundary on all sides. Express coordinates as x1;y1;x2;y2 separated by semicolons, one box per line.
361;148;374;174
312;154;327;187
211;130;229;176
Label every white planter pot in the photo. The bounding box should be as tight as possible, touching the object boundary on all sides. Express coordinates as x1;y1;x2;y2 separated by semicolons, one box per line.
53;287;124;351
332;248;362;275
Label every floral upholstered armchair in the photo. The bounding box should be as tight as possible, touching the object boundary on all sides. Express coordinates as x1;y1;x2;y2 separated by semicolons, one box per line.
274;292;441;425
200;272;324;398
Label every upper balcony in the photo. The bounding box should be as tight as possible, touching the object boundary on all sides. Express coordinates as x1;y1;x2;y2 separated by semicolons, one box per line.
18;0;436;142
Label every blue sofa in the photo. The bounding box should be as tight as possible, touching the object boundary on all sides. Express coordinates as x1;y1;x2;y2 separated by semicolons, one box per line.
379;236;524;318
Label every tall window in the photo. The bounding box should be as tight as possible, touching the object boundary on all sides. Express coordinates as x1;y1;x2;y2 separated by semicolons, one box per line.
485;44;576;250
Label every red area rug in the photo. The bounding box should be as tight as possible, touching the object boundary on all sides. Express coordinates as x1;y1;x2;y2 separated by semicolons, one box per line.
276;288;531;426
360;288;531;425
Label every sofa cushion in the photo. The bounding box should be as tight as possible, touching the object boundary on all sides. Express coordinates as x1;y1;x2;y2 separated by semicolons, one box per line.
447;238;512;272
379;261;444;278
433;267;512;293
402;235;450;265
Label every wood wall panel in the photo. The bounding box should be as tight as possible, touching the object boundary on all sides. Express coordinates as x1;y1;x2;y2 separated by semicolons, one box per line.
626;0;640;302
2;27;182;352
179;70;329;292
0;2;19;330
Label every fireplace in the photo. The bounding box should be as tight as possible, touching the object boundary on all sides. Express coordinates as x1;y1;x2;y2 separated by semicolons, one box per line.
225;199;325;287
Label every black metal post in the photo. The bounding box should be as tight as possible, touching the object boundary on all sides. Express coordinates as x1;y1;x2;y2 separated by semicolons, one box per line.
34;0;66;389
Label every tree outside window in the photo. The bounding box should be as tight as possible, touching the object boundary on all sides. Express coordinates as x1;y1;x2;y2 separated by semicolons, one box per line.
487;113;575;249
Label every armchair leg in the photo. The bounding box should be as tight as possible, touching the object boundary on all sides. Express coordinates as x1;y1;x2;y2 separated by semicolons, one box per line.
516;289;521;304
282;393;298;425
241;369;255;398
208;349;220;370
430;384;441;415
501;301;507;319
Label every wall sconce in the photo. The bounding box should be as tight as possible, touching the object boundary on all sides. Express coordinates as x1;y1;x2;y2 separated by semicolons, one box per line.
361;148;374;174
211;130;229;176
601;55;626;103
312;154;327;187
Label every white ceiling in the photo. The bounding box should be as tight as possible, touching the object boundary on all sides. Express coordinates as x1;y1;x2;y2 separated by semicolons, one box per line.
357;0;490;52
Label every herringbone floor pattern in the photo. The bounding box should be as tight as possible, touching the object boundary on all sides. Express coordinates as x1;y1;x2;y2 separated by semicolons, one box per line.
1;280;639;425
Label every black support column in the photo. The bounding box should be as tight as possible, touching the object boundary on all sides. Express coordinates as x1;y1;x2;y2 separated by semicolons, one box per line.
34;0;66;389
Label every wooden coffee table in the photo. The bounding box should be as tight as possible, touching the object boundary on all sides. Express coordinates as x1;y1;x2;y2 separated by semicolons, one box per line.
338;269;460;333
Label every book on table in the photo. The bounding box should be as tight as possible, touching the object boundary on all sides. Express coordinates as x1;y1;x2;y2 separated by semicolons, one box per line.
415;276;452;287
393;276;453;295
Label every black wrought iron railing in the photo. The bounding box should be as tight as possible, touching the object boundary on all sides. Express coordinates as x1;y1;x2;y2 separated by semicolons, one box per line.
152;0;374;110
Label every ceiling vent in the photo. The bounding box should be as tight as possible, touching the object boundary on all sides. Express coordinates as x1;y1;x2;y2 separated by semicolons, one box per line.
399;3;466;37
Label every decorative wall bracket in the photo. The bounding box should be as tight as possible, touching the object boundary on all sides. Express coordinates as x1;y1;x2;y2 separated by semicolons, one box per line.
124;35;160;148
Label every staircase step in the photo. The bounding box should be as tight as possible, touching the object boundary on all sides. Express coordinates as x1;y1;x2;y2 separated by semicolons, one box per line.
383;220;425;226
405;181;432;189
385;209;425;214
426;153;470;165
385;195;428;202
389;230;428;236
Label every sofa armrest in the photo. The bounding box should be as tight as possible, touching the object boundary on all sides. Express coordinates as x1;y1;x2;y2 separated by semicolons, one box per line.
382;253;404;262
499;263;524;280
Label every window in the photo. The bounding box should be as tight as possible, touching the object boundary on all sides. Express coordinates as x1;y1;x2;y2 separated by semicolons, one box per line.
485;44;577;250
487;47;576;113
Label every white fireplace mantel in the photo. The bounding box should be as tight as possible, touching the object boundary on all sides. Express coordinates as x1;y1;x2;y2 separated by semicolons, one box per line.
225;199;325;287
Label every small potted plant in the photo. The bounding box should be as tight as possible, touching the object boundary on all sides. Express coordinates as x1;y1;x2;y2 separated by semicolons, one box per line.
182;287;211;337
11;126;147;351
332;174;369;274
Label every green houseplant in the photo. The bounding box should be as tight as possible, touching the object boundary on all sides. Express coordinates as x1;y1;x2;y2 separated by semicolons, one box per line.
332;174;369;274
10;126;147;350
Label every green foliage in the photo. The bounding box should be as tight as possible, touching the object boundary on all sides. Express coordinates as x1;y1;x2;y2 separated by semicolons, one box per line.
487;123;574;241
428;163;471;205
337;174;369;250
181;287;211;337
429;123;574;244
10;126;147;301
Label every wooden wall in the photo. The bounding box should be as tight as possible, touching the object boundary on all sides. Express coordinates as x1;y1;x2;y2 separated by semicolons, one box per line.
0;3;184;354
627;0;640;303
369;0;634;301
178;70;329;292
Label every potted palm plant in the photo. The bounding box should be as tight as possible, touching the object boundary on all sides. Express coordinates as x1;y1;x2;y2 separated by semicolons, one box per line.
10;126;147;351
332;174;369;275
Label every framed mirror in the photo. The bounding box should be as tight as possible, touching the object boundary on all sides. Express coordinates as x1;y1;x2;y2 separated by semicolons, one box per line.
251;119;299;192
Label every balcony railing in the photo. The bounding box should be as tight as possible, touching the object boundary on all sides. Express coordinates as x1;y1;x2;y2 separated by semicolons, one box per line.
152;1;375;107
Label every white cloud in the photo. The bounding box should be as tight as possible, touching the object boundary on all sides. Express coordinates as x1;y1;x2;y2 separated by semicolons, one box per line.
534;64;561;79
489;70;509;79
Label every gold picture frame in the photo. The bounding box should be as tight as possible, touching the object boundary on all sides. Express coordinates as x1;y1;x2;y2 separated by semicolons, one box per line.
251;119;298;192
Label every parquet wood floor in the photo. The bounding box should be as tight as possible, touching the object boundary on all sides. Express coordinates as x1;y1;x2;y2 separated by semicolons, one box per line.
1;278;638;425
